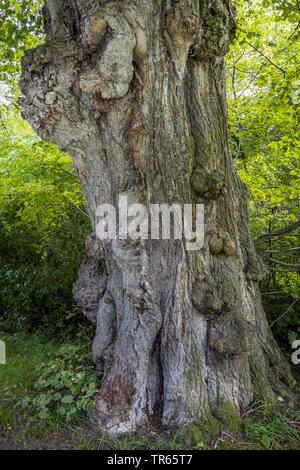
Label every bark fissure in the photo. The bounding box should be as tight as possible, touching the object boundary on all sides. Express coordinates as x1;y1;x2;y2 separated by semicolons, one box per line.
19;0;293;435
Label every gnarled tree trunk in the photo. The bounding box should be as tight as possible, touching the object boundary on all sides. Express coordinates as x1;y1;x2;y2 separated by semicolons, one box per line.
20;0;292;435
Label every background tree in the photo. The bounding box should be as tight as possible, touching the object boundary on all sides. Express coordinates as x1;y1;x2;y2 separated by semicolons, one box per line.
226;0;300;349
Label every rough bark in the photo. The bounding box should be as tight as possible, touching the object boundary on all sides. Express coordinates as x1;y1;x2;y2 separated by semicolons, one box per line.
19;0;294;436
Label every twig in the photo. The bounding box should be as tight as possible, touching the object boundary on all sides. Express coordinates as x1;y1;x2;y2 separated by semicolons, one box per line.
261;291;286;296
254;220;300;245
267;247;300;253
247;42;286;76
62;196;90;220
228;3;286;76
288;20;300;41
269;298;299;329
233;109;242;162
37;151;80;183
269;267;298;273
237;64;264;99
269;258;300;270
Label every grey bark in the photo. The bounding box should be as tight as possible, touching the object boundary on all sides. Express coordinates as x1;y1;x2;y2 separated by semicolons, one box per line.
19;0;293;435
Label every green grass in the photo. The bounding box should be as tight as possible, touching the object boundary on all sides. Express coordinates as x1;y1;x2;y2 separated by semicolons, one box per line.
0;329;299;450
243;405;300;450
0;330;57;426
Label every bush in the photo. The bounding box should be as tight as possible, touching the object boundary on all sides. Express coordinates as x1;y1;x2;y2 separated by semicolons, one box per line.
0;112;91;336
262;282;300;353
18;343;99;423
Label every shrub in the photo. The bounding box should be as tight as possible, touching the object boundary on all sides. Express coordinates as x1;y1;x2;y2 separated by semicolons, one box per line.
18;343;99;423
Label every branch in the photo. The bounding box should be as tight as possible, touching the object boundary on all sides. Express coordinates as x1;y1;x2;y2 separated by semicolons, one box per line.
236;64;264;99
233;109;242;162
62;196;90;220
268;267;298;273
288;0;300;40
288;19;300;41
267;248;300;259
261;291;286;296
37;151;80;183
228;3;286;76
269;258;300;271
270;298;299;329
254;220;300;245
247;42;286;76
230;65;257;76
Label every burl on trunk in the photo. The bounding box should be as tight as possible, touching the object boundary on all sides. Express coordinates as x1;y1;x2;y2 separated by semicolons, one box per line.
19;0;293;436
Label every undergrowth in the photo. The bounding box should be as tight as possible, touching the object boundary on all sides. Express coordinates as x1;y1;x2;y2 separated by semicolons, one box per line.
0;329;299;450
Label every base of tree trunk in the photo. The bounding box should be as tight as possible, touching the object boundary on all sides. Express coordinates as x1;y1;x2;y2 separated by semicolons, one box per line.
73;233;294;437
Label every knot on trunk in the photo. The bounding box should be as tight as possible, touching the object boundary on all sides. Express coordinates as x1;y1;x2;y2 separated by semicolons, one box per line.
19;8;136;149
79;13;136;100
189;0;236;60
85;17;107;47
209;231;236;256
163;1;236;71
192;276;239;316
243;249;268;282
73;234;108;324
165;3;200;71
209;317;256;356
191;168;225;199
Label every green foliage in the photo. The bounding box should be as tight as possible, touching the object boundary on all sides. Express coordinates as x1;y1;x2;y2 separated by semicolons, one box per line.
1;329;299;450
228;0;300;234
263;290;300;349
19;344;99;423
0;329;57;426
0;4;88;337
228;0;300;348
0;0;43;91
0;2;91;337
195;441;206;450
0;330;99;426
0;113;87;242
243;404;300;450
0;110;91;335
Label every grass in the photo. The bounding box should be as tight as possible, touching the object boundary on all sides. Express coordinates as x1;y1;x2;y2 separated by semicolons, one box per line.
0;329;299;450
0;330;57;427
243;404;300;450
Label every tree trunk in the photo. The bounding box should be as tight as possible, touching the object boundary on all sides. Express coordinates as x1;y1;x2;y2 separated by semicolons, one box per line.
19;0;293;436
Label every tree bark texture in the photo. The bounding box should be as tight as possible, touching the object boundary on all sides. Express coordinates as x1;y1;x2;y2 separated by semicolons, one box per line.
19;0;293;435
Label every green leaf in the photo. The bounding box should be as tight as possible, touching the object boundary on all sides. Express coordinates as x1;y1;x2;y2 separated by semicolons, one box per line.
61;395;74;404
